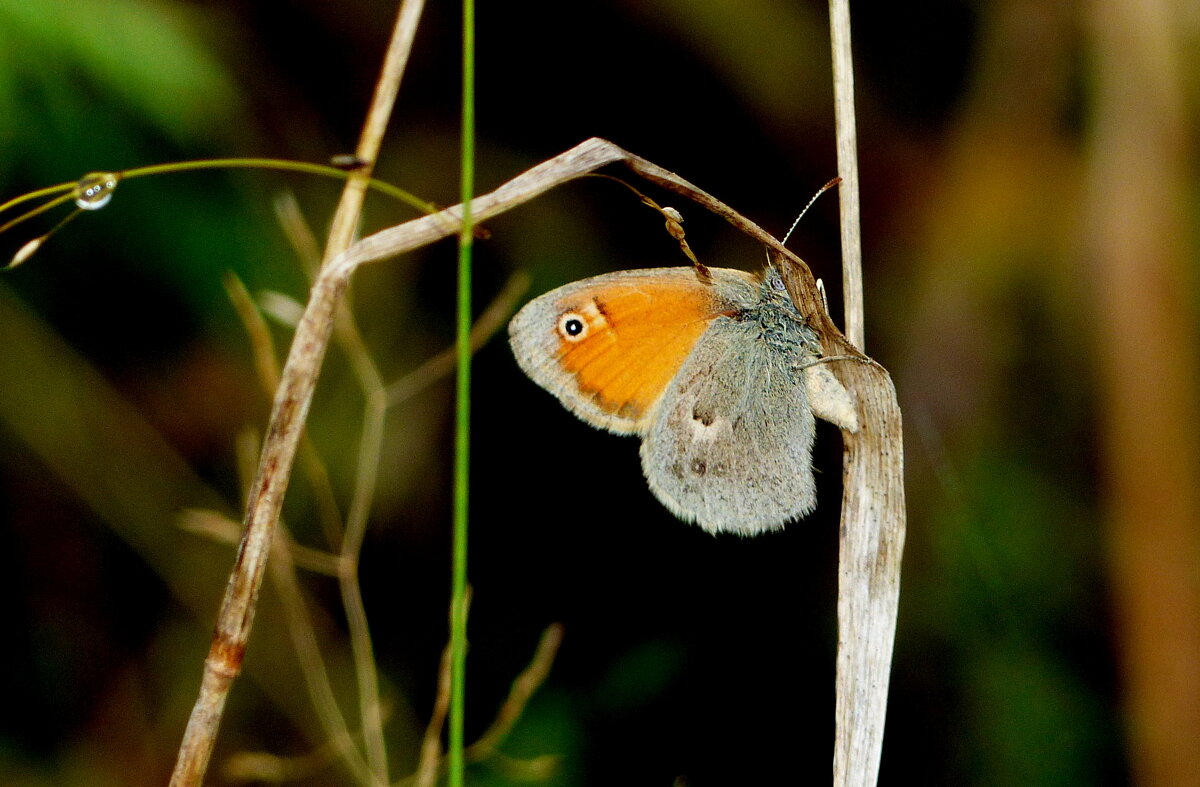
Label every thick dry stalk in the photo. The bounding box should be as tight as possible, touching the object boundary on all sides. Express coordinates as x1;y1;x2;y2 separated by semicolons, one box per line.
831;385;903;787
828;0;864;351
774;247;903;787
827;2;900;785
171;136;904;786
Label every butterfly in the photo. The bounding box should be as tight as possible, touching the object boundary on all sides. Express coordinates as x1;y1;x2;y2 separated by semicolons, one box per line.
510;262;854;535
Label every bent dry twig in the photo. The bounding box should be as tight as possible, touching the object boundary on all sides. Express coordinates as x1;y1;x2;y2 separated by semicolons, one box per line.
172;135;905;785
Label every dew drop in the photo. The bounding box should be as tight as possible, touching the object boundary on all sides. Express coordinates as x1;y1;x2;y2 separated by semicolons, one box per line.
74;172;120;210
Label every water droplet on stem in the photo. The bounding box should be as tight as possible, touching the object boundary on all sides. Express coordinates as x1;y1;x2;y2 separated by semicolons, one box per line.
74;172;120;210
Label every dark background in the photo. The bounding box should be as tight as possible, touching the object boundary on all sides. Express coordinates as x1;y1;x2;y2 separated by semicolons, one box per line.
0;0;1195;784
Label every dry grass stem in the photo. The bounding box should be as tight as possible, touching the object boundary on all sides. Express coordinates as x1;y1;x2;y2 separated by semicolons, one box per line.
295;4;434;769
411;588;472;787
321;19;424;760
341;390;390;786
828;0;864;351
330;264;528;787
323;0;428;264
412;646;453;787
177;509;340;576
274;193;357;546
384;270;531;406
177;503;382;785
480;752;561;781
275;192;326;277
268;526;377;785
825;3;903;785
233;430;376;785
230;266;385;784
228;266;346;544
466;623;564;758
222;747;339;783
409;622;563;787
224;272;283;394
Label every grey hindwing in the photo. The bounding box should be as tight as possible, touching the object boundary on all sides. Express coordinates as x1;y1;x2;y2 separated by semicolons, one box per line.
639;314;818;535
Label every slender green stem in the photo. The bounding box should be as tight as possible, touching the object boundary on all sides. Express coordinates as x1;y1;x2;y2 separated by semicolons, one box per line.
124;159;438;213
0;183;76;218
449;0;475;781
0;193;76;236
0;159;435;225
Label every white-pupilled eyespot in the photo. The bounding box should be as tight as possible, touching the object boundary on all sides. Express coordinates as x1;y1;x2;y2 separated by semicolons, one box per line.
557;312;588;341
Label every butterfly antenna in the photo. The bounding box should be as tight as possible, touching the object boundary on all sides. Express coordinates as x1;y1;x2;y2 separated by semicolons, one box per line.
781;177;841;247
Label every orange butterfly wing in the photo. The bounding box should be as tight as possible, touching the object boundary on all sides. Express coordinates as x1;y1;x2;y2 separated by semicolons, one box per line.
509;267;758;434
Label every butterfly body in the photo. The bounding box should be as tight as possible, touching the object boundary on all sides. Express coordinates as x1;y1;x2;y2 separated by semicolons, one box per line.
509;265;823;535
